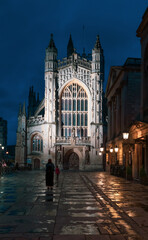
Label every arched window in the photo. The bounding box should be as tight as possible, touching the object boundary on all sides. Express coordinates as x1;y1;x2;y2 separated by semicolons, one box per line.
32;134;43;152
61;83;88;137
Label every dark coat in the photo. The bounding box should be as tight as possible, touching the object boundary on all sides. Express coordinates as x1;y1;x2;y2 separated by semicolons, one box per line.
46;162;55;186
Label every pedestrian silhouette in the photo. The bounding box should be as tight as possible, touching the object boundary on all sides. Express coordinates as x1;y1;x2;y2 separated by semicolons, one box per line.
46;159;55;190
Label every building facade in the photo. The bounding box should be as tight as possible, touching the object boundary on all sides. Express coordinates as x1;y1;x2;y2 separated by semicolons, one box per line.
105;58;141;176
15;34;106;170
128;8;148;180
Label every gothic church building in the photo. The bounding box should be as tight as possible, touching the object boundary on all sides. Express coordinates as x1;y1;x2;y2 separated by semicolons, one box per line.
15;34;105;170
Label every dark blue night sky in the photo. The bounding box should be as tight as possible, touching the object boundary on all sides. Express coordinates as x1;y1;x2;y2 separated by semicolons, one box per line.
0;0;147;145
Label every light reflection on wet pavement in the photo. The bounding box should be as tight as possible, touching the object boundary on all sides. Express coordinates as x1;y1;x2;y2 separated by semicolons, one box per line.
0;171;148;239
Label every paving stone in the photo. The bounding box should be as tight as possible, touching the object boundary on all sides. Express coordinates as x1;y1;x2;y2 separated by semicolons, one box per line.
0;171;148;239
53;235;85;240
85;235;110;240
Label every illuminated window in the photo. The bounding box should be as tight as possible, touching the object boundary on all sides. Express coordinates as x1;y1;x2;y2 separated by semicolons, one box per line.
32;135;43;152
61;83;88;137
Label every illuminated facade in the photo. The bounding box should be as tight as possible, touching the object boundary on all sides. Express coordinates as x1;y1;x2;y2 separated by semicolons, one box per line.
15;34;105;170
105;58;141;175
128;8;148;180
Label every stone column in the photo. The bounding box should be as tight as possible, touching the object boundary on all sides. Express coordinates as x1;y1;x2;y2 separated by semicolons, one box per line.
111;98;114;139
116;89;121;135
107;101;111;140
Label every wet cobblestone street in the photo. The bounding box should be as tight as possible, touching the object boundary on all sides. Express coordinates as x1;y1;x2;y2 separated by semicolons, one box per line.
0;171;148;240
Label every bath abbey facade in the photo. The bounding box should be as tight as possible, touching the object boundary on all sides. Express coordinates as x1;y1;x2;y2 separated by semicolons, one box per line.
15;34;106;170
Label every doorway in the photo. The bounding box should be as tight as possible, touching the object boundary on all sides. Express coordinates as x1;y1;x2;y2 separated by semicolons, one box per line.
34;158;40;169
63;151;79;170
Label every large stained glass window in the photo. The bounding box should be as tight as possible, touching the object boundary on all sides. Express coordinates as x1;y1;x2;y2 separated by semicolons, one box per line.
61;83;88;137
32;134;43;152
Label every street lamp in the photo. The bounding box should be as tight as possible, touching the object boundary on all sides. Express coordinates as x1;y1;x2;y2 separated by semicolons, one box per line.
114;145;119;164
114;146;119;153
100;144;104;152
123;132;129;140
110;147;113;153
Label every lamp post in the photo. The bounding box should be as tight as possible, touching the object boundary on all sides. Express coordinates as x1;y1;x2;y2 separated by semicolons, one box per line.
99;144;105;170
122;132;129;179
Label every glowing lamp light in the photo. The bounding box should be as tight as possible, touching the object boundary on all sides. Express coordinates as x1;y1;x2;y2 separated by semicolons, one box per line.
1;146;4;150
123;132;129;140
115;146;119;152
100;146;104;152
110;147;113;153
99;152;102;156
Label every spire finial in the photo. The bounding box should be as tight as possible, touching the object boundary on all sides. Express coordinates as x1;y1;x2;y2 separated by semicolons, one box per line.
48;33;57;51
67;34;74;58
18;104;22;116
22;102;26;116
94;35;101;49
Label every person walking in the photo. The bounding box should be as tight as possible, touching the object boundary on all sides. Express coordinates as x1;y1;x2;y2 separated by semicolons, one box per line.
55;165;60;182
46;159;55;190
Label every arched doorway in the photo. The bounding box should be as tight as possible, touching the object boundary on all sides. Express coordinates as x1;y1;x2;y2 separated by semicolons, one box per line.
34;158;40;169
63;152;79;170
69;152;79;170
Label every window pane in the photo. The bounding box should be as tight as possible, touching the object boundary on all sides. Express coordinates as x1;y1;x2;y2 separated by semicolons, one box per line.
61;114;64;125
41;140;43;151
69;99;71;110
81;128;83;137
38;139;40;151
69;114;71;125
73;99;76;111
65;113;67;126
85;100;88;111
81;99;84;111
85;114;87;126
85;129;87;137
32;135;43;152
65;100;68;110
81;114;84;126
69;128;71;136
77;99;80;111
33;140;35;151
61;99;64;110
77;128;80;137
61;128;63;136
77;114;80;126
73;113;76;126
65;128;67;137
34;140;37;151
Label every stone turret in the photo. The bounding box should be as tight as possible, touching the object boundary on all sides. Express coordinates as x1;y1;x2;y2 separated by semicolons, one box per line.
15;103;27;166
92;35;102;73
45;33;58;72
28;86;40;118
91;35;104;151
44;34;58;162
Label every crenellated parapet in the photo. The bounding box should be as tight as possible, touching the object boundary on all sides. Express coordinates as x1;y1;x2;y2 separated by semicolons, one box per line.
27;115;44;126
